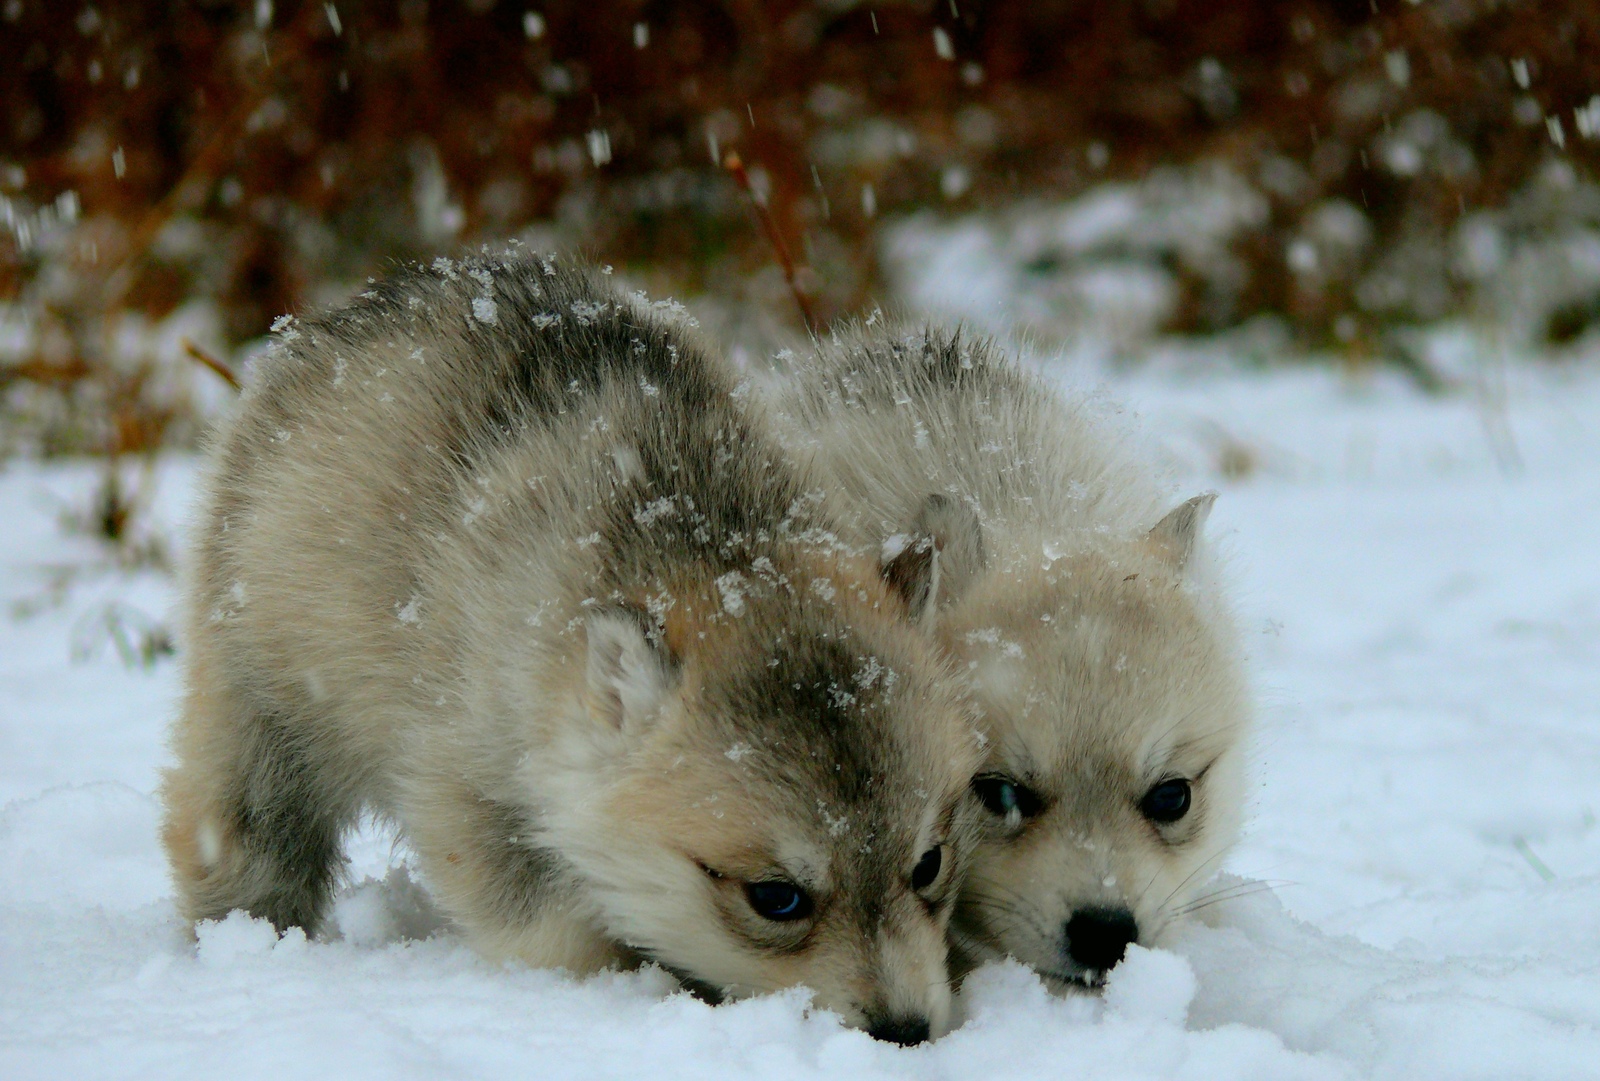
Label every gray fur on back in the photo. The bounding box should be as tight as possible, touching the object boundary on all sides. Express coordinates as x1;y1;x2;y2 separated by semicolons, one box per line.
769;325;1176;573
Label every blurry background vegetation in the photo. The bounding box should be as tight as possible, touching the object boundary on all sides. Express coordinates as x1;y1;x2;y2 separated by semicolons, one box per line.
2;0;1599;461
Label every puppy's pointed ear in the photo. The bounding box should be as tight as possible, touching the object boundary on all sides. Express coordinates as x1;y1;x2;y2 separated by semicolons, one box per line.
1145;492;1217;574
881;532;940;629
880;493;986;628
585;607;679;736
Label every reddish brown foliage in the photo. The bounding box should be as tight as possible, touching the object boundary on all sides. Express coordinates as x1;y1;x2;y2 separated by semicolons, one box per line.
1;0;1598;449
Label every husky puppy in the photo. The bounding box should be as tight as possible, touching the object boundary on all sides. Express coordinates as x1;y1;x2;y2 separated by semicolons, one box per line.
159;256;984;1043
769;326;1250;990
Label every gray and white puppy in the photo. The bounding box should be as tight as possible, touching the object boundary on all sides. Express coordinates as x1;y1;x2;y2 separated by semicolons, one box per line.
160;257;984;1043
770;325;1251;990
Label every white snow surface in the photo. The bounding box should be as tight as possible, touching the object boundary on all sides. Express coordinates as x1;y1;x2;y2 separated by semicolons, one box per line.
4;360;1600;1079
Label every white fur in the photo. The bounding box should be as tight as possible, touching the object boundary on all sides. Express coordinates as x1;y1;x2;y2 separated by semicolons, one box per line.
769;324;1252;987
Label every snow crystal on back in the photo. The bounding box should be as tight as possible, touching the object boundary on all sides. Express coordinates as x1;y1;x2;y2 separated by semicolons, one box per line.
635;497;678;527
715;571;748;616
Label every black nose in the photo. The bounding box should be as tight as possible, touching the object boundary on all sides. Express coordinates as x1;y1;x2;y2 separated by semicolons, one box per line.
867;1014;931;1046
1065;905;1139;972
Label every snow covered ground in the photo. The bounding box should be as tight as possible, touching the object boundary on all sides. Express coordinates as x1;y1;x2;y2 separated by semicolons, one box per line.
3;352;1599;1079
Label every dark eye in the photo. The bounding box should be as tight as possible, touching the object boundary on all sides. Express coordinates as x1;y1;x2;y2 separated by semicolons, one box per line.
745;880;813;922
911;845;943;892
1140;779;1192;824
972;774;1043;819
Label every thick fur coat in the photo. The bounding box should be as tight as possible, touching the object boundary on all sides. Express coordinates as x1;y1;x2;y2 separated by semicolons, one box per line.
160;256;983;1041
769;325;1251;988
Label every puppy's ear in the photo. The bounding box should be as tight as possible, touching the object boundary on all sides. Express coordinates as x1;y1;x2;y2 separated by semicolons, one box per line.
880;494;986;628
880;532;940;629
584;607;679;737
1145;492;1217;574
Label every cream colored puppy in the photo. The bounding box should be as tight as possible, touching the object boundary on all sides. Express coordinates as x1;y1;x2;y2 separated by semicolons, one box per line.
771;325;1250;989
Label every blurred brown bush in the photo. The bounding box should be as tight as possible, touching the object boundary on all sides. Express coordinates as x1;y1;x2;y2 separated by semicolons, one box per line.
2;0;1599;452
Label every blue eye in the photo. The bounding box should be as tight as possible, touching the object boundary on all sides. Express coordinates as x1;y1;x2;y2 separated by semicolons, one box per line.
745;881;813;922
1140;779;1192;824
973;775;1043;819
